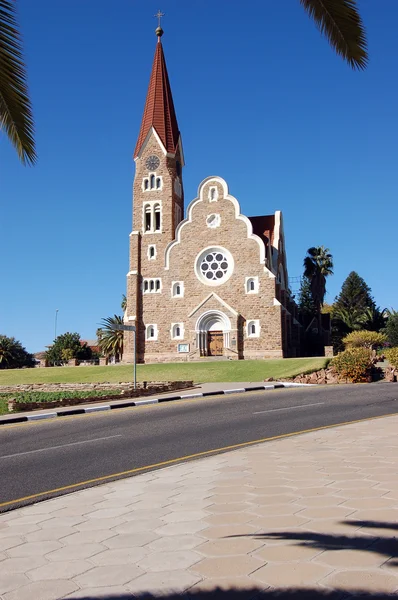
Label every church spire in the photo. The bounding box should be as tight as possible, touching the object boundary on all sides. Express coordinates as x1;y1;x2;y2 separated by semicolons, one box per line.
134;21;180;159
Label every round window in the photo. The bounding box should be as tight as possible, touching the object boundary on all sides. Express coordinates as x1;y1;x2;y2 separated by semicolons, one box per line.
195;247;233;286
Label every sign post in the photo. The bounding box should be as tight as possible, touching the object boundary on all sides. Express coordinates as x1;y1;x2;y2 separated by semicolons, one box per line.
110;324;136;389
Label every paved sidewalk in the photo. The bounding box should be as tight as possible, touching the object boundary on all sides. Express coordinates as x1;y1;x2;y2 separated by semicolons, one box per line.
0;415;397;599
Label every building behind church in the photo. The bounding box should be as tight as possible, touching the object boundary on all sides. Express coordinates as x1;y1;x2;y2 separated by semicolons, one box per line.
124;26;301;364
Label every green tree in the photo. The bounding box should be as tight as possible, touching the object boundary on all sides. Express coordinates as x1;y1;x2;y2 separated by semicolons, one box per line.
303;246;334;328
297;276;316;326
0;335;35;369
1;0;36;164
334;271;375;315
97;315;124;362
384;309;398;347
121;294;127;312
299;0;367;70
45;332;92;366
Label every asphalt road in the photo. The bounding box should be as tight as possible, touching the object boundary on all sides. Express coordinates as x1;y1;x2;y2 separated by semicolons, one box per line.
1;383;397;512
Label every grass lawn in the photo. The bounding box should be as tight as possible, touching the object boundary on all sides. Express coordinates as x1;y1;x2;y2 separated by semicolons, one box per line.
0;358;328;387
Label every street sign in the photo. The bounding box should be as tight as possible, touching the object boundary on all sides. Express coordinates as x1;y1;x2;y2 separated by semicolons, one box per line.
111;324;136;332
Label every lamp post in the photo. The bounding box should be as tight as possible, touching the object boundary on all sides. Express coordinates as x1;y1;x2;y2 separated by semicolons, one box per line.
54;309;59;341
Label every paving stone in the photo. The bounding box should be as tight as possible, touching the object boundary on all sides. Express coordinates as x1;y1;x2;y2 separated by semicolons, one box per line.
200;524;257;540
64;585;132;599
297;506;356;519
25;527;77;542
0;525;40;538
191;555;263;578
74;564;143;587
314;549;389;568
104;532;159;549
161;510;209;523
0;538;24;552
3;579;78;600
323;569;398;592
114;518;164;535
187;576;268;597
137;550;201;572
7;541;61;558
250;560;332;587
28;559;94;581
196;537;265;556
253;543;323;562
154;521;207;536
0;557;47;574
60;530;116;544
204;512;256;526
76;517;127;531
148;535;203;552
126;570;201;595
46;543;105;561
83;507;132;519
0;574;29;595
249;514;310;530
91;547;148;565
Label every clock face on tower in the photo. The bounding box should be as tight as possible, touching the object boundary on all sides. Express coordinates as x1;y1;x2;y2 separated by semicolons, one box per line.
145;155;160;171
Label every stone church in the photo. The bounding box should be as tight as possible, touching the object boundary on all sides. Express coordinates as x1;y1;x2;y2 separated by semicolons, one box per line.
124;26;301;364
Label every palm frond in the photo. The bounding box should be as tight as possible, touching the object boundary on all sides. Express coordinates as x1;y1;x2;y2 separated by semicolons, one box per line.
300;0;368;70
0;0;36;164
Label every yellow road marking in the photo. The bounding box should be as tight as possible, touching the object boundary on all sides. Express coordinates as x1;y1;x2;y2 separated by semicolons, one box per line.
1;410;397;509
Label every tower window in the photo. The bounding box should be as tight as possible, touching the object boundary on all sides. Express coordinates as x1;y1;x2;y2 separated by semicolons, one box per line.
144;205;151;231
143;174;162;191
247;320;260;338
146;324;158;341
209;186;218;202
246;277;259;294
156;177;161;189
148;245;156;259
143;278;162;293
154;204;161;231
171;281;184;298
150;174;155;189
144;179;149;190
171;323;184;340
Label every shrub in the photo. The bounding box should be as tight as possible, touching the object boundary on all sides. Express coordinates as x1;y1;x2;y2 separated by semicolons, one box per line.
385;348;398;370
331;348;373;383
342;330;387;349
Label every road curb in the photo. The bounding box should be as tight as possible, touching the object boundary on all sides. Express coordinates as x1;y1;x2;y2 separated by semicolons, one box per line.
0;382;312;426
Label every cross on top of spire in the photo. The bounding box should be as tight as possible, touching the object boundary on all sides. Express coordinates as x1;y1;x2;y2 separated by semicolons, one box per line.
155;10;164;38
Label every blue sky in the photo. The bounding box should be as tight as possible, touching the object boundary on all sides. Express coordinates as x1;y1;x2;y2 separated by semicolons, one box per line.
1;0;397;353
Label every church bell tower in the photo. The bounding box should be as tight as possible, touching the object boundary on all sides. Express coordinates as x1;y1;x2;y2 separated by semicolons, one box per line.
124;21;184;363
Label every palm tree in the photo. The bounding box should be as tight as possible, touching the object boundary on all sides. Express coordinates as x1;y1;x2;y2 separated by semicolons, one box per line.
299;0;367;70
303;246;334;332
97;315;124;362
121;294;127;313
1;0;36;165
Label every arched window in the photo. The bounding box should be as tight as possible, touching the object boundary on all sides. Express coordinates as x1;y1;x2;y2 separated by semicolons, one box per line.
149;245;155;259
176;285;180;295
150;174;155;189
144;205;151;231
209;186;218;202
250;323;256;335
172;281;183;297
150;280;154;292
144;179;149;190
155;279;160;291
144;280;149;292
246;277;258;294
146;324;158;340
247;320;260;338
171;323;183;339
154;204;161;231
156;177;161;189
149;326;155;338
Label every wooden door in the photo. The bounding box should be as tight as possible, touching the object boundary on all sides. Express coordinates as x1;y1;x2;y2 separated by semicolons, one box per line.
208;331;223;356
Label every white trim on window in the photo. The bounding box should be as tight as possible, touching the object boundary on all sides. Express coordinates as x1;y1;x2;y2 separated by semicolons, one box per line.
171;323;184;340
146;324;158;341
142;201;162;234
247;320;260;338
142;173;163;192
208;186;218;202
148;245;157;260
171;281;184;298
245;276;259;294
143;278;162;293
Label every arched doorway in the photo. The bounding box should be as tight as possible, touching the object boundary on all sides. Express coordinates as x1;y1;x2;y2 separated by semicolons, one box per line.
196;310;231;357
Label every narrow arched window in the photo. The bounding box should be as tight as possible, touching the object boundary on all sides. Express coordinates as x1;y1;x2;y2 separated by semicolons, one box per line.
250;280;255;291
144;205;151;231
144;179;149;190
149;326;155;338
250;323;256;335
150;280;154;291
156;177;161;189
155;279;160;291
176;285;180;296
154;204;161;231
150;174;155;189
176;326;180;337
149;246;155;259
144;280;149;292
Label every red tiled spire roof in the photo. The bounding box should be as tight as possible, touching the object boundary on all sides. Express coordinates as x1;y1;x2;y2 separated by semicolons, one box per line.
134;33;180;158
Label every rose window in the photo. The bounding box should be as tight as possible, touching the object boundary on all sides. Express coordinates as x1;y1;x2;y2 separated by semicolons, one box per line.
196;247;233;286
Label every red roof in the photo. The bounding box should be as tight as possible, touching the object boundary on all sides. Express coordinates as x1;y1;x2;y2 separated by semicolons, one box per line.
134;37;180;158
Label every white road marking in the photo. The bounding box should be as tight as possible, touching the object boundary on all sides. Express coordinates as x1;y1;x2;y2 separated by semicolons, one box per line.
253;402;325;415
0;435;122;459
